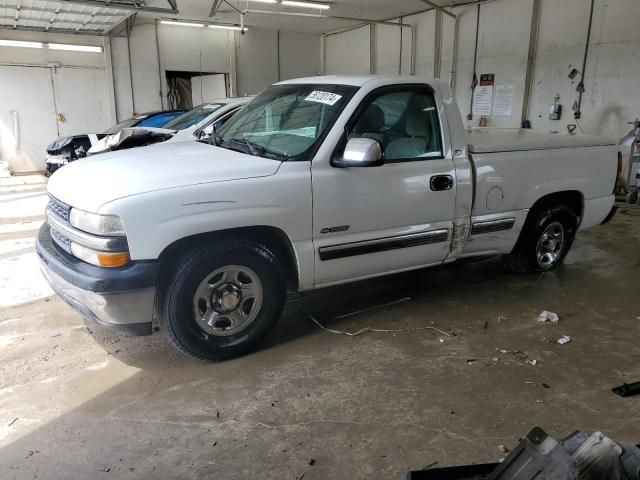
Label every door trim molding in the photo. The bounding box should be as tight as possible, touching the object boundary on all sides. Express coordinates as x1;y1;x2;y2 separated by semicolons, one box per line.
471;217;516;235
319;229;450;261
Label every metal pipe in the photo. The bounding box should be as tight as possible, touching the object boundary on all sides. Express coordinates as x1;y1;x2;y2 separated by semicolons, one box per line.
126;19;136;113
154;19;165;110
398;18;403;75
577;0;595;117
450;14;459;92
369;24;376;75
469;3;481;118
433;9;442;78
521;0;541;125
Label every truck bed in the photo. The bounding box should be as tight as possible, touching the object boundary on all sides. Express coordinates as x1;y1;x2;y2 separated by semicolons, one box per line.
466;128;615;154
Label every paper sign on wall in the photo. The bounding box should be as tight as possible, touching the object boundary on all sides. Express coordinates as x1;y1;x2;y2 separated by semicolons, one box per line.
493;84;514;116
472;74;495;116
472;85;493;116
305;91;342;106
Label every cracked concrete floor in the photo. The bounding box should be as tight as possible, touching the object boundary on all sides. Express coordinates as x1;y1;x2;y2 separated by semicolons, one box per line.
1;174;639;479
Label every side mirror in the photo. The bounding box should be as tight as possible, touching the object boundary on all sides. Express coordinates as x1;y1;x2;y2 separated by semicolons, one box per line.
333;137;384;168
196;123;215;140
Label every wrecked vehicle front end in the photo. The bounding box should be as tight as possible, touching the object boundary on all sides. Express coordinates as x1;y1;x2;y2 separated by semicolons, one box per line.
45;135;100;176
87;128;176;156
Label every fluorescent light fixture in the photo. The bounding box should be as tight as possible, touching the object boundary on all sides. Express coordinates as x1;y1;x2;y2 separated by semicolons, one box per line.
48;43;103;53
0;39;102;52
281;0;330;9
207;24;247;31
249;0;277;2
0;39;44;49
161;20;205;27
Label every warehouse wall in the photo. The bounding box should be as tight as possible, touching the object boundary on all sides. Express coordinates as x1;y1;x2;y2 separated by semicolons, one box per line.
0;30;114;172
112;21;321;121
324;0;640;139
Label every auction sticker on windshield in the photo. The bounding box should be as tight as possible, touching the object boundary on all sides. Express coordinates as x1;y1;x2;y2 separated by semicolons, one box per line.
305;91;342;106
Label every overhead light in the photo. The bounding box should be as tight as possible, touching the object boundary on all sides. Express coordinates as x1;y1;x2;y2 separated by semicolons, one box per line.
161;20;205;27
281;0;330;9
249;0;277;3
48;43;102;53
207;24;247;31
0;39;44;49
0;39;102;52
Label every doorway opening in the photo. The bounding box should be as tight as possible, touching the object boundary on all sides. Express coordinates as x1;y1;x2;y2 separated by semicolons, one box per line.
165;71;228;110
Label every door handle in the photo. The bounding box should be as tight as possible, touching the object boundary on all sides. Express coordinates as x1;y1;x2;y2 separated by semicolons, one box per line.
430;175;454;191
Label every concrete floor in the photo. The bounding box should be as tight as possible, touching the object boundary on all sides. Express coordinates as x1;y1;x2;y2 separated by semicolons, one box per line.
1;174;639;480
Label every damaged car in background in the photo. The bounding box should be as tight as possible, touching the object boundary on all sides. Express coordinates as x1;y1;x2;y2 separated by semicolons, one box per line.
44;110;185;176
86;97;252;156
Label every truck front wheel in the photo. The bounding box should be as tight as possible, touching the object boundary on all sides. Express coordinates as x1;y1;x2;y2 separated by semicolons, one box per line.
504;205;578;274
160;239;287;360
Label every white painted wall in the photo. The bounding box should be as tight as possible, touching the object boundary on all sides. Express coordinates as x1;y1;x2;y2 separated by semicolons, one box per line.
278;31;321;81
325;26;370;75
323;0;640;139
0;30;114;172
236;27;278;95
111;21;322;115
192;74;227;105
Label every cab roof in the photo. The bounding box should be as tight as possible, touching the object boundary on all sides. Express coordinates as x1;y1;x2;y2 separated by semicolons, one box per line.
276;75;435;87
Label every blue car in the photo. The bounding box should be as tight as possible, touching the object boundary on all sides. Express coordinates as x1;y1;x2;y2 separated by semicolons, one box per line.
45;110;185;176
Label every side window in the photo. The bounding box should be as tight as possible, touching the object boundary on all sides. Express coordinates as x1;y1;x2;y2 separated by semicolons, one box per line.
349;88;442;161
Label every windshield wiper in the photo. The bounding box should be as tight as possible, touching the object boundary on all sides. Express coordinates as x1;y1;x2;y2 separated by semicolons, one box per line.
219;137;286;161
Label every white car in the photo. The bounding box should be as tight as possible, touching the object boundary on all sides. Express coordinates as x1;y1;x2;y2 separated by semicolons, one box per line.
38;75;619;360
87;97;252;155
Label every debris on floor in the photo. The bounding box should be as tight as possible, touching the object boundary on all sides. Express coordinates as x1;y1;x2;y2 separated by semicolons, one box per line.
333;296;411;320
538;311;560;323
612;381;640;398
309;316;453;338
406;426;640;479
558;335;573;345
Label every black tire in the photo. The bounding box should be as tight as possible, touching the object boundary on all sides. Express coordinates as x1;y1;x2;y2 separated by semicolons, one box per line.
159;239;287;361
504;204;578;274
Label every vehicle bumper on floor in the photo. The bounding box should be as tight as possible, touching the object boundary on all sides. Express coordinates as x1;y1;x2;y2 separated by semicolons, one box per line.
36;223;159;336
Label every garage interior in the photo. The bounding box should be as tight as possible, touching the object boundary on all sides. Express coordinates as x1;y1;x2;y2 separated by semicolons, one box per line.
1;0;640;479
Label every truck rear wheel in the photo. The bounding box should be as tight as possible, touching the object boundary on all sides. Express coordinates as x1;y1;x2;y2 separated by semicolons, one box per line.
160;239;287;360
504;205;578;274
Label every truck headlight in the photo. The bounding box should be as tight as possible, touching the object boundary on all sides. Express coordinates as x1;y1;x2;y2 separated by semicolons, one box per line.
70;242;130;268
69;208;126;236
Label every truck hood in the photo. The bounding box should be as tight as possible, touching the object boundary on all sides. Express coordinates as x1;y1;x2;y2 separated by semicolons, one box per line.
87;127;178;155
47;141;282;212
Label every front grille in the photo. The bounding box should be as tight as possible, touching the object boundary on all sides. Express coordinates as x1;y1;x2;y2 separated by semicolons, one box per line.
47;195;71;223
50;227;72;253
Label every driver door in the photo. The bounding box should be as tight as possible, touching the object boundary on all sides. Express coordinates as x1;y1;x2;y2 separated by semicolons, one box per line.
311;85;457;286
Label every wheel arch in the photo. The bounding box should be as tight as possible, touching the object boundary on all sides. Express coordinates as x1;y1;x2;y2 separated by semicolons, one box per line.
157;226;300;291
528;190;584;222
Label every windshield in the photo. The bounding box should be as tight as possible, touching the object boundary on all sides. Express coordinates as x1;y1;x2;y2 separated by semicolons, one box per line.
103;115;147;134
163;103;225;130
213;84;357;161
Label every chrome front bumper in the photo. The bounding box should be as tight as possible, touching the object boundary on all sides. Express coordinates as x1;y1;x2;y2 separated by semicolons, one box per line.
36;223;157;336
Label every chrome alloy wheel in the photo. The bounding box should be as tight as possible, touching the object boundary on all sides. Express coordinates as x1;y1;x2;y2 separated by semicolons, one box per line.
193;265;263;336
536;221;565;269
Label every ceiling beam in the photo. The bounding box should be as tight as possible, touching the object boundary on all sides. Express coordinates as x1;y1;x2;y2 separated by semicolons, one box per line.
209;0;223;17
0;15;109;30
418;0;456;19
56;1;178;15
0;23;112;35
244;9;413;28
1;5;128;19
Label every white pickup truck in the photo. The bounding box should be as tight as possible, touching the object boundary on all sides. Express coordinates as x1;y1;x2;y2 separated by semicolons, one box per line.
37;75;619;360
